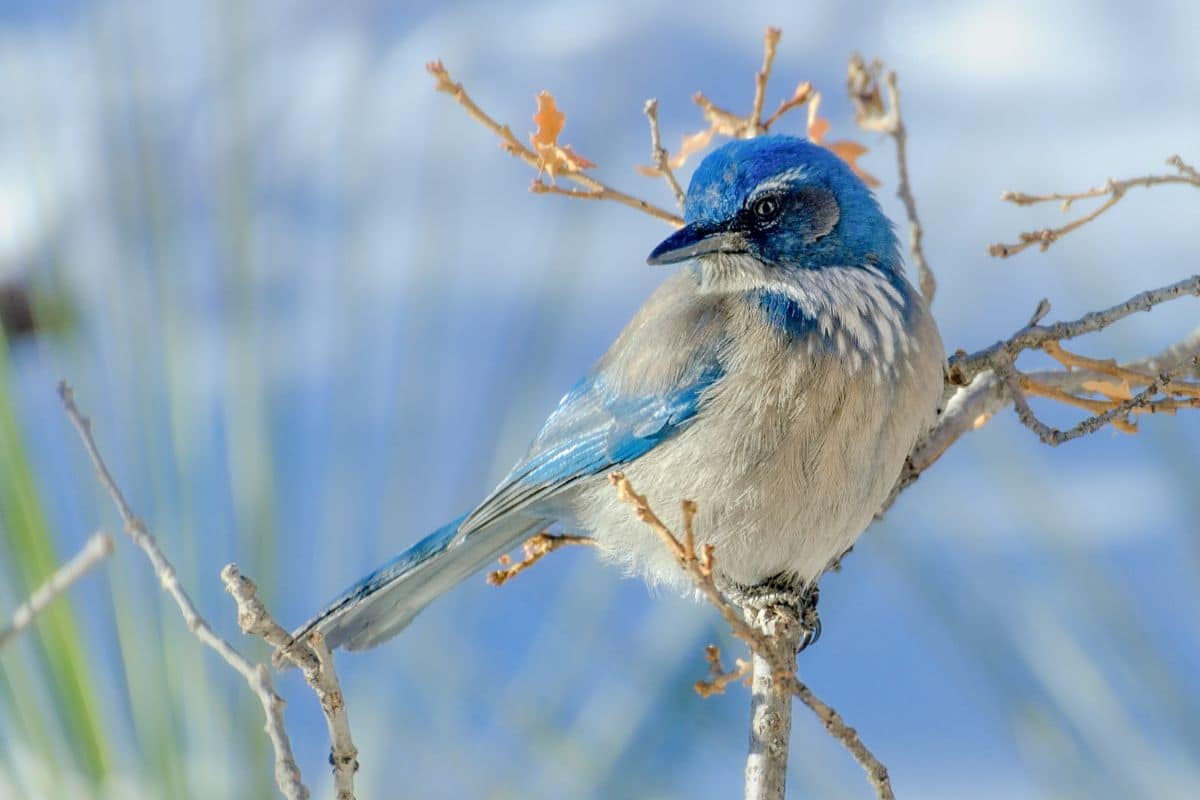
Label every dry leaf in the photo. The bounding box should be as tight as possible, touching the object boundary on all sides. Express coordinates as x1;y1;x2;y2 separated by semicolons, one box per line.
1081;379;1134;400
529;90;596;177
559;144;596;171
806;91;879;187
530;91;565;149
825;141;880;187
670;128;716;169
637;126;716;176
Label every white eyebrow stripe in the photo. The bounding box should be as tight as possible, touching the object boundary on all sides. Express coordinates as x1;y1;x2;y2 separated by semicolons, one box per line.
747;166;811;199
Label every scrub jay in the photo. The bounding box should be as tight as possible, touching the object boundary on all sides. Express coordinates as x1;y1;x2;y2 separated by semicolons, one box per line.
295;135;945;653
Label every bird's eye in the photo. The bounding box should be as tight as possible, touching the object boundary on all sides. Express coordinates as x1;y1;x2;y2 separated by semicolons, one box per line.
752;196;782;222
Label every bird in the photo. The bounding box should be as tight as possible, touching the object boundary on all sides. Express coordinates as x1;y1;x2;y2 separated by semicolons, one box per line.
293;134;945;655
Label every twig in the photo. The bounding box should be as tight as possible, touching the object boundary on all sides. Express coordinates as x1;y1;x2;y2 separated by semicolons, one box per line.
609;473;773;658
58;382;310;800
848;55;935;303
751;28;782;134
761;81;813;132
793;676;894;800
641;99;686;209
989;155;1200;257
223;566;359;800
694;645;751;698
689;28;812;146
0;532;114;651
609;472;893;800
426;60;682;227
486;532;596;587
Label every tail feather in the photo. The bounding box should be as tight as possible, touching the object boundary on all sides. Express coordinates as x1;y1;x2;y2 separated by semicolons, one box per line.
290;513;547;655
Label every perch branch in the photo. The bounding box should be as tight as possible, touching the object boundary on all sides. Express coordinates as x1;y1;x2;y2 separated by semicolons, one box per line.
222;566;359;800
58;382;309;800
426;60;682;227
989;155;1200;257
0;532;114;651
848;55;935;303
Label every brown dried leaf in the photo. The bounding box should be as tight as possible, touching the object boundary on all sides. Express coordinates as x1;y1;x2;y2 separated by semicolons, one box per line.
559;144;596;171
806;91;879;187
826;141;880;187
528;90;595;177
1081;379;1134;400
669;127;716;169
530;90;565;149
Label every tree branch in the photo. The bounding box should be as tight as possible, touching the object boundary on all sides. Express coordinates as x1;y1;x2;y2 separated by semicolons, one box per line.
58;382;310;800
0;532;114;651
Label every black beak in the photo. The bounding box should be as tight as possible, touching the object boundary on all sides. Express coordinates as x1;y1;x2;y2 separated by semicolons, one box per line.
646;223;748;265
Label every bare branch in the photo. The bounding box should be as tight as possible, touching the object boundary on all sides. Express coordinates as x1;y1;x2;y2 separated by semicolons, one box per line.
989;155;1200;257
0;532;114;651
426;60;682;227
58;382;309;800
848;55;935;303
222;567;359;800
641;99;686;209
485;532;596;587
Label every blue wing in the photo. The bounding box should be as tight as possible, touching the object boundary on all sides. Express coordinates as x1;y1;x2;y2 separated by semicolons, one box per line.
460;352;725;534
293;274;728;652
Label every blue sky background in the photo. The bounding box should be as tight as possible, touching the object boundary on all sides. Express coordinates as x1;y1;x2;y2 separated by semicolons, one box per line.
1;1;1199;798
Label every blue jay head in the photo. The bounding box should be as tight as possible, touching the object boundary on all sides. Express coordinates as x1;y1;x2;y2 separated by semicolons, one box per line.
647;136;898;280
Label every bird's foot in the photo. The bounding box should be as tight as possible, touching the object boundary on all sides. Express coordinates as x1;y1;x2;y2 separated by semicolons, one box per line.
728;576;821;654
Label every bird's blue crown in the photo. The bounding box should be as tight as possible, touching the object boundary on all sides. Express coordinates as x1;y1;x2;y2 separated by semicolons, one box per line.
681;135;899;272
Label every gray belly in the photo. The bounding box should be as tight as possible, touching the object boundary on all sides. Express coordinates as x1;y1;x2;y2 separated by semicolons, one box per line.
568;311;944;593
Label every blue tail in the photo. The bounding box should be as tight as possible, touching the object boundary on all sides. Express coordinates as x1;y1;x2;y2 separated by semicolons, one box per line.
292;513;547;653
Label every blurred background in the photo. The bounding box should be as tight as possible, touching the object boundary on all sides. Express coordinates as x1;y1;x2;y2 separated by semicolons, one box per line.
1;1;1198;798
